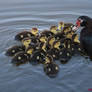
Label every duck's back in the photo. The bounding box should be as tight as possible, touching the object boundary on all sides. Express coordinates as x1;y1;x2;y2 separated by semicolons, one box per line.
80;27;92;56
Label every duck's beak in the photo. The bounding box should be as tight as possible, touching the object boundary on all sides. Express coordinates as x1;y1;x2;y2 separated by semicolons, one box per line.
72;19;81;31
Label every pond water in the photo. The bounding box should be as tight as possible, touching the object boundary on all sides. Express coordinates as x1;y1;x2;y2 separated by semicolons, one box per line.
0;0;92;92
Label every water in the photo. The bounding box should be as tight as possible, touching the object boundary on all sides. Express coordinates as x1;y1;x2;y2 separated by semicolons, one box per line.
0;0;92;92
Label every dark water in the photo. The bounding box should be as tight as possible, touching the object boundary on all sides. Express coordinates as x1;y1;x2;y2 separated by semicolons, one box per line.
0;0;92;92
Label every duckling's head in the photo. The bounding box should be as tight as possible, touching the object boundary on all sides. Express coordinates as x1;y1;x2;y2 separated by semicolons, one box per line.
45;55;53;64
66;31;75;39
26;45;34;55
58;22;64;31
63;27;71;34
31;28;38;36
72;34;80;43
39;34;47;43
53;41;61;50
50;26;58;34
48;36;55;46
22;37;31;49
40;42;47;52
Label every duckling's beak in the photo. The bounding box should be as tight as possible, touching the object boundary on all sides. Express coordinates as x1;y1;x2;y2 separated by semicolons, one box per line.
72;19;81;31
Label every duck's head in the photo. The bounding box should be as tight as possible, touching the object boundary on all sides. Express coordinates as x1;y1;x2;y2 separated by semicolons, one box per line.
73;16;90;30
39;34;47;43
58;22;64;31
22;37;31;48
48;36;55;46
31;28;38;36
53;41;61;50
50;26;58;34
72;34;80;43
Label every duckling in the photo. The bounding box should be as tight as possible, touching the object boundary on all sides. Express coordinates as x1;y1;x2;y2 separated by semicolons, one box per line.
43;55;59;78
15;30;34;41
59;48;72;64
40;29;54;38
71;34;84;55
11;51;30;66
57;21;64;32
5;45;25;57
29;42;47;65
47;36;56;49
30;27;39;37
22;37;31;49
50;25;58;35
39;34;47;43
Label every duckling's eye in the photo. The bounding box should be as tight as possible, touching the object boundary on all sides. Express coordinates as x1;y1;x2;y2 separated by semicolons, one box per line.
18;56;21;60
12;50;15;53
67;53;70;56
20;35;24;38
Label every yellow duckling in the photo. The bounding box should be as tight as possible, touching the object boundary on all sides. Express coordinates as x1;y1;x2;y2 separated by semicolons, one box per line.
58;21;64;32
22;37;31;49
50;25;58;34
30;27;39;37
39;34;47;43
47;36;56;49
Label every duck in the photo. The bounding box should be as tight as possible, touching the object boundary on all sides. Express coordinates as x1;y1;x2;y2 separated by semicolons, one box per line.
5;45;25;57
43;55;59;78
15;28;39;41
73;16;92;60
11;51;30;66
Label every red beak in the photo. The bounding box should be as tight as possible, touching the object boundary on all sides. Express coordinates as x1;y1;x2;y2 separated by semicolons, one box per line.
76;19;81;28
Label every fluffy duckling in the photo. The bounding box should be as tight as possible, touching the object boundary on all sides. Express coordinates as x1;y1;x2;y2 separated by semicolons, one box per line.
47;40;63;60
43;55;59;78
30;27;39;37
57;22;64;32
40;29;54;38
47;36;56;49
71;34;84;55
15;30;33;41
39;34;47;43
22;37;31;49
11;51;30;66
5;45;25;57
29;42;47;65
59;48;72;64
50;25;58;35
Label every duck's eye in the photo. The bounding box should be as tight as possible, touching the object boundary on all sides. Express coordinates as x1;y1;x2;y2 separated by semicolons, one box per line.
55;66;58;70
18;56;22;60
67;53;70;56
12;50;15;53
20;35;23;38
37;56;40;60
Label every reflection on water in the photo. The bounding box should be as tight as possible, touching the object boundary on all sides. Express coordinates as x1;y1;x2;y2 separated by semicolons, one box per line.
0;0;92;92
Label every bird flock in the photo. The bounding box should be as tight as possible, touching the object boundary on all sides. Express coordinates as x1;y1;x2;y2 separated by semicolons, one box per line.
6;21;86;78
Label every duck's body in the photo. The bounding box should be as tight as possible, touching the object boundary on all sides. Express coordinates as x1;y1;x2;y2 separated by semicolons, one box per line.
74;16;92;59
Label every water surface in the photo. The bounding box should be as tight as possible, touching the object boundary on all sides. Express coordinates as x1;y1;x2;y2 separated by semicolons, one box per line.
0;0;92;92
